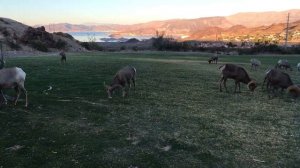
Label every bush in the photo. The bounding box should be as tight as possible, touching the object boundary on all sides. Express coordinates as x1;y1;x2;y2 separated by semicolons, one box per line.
6;39;21;50
55;39;67;49
132;46;138;51
80;42;104;51
120;46;126;50
54;32;74;40
0;28;10;37
30;40;48;52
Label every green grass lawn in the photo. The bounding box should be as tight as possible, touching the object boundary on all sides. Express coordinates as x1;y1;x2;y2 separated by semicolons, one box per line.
0;52;300;167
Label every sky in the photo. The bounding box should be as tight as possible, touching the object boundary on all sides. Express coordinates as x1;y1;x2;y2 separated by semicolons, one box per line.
0;0;300;25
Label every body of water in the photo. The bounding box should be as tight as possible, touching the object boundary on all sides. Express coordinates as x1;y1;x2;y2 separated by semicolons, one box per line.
68;32;152;42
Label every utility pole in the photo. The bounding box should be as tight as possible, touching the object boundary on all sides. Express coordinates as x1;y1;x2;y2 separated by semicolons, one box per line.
285;13;290;47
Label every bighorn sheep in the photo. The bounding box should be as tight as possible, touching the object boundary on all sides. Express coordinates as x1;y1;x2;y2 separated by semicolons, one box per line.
0;67;28;107
287;85;300;98
297;63;300;72
104;66;136;98
208;56;218;64
60;51;66;63
219;64;257;92
276;59;292;71
262;69;293;97
262;69;272;90
250;58;261;70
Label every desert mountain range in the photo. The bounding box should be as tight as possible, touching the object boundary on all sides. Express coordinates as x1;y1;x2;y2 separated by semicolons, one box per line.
40;9;300;42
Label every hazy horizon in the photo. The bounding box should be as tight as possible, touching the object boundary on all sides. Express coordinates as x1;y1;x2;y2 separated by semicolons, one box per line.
1;0;300;26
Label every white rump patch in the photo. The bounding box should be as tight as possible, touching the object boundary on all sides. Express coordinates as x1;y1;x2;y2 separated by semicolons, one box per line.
265;69;271;74
219;65;226;72
133;67;137;74
15;67;26;81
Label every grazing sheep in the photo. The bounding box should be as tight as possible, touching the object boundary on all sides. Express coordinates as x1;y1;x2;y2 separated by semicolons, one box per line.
0;67;28;107
297;63;300;72
208;56;218;64
262;69;272;90
276;59;292;71
287;85;300;98
104;66;136;98
250;58;261;70
263;69;293;97
60;51;66;63
219;64;257;93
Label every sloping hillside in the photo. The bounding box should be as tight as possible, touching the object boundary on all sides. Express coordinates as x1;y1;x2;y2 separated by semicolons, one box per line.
188;20;300;42
226;9;300;27
0;18;85;52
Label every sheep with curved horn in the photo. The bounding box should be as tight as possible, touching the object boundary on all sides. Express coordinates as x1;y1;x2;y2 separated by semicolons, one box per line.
104;66;136;98
219;64;257;93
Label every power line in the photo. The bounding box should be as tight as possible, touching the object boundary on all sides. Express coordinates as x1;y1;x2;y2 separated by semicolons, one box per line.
285;13;290;47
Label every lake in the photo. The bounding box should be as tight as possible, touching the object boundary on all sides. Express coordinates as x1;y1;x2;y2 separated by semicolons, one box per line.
68;32;152;42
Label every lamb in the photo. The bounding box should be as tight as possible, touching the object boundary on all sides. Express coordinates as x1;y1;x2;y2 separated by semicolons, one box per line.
60;51;66;63
0;67;28;107
297;63;300;72
262;69;293;96
250;58;261;70
219;64;257;93
104;66;136;98
208;56;218;64
287;85;300;98
276;59;292;71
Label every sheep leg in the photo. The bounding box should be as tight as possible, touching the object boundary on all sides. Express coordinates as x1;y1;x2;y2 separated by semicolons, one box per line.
234;81;241;93
0;90;7;105
122;87;127;97
266;81;271;91
223;78;228;92
127;80;131;89
132;78;136;88
234;82;238;93
19;85;28;107
14;86;21;106
23;88;28;107
219;77;224;92
267;86;273;99
262;77;267;90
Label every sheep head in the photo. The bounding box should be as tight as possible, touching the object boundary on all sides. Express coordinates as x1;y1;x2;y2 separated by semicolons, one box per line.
103;82;113;99
104;82;123;99
287;85;300;98
247;80;257;92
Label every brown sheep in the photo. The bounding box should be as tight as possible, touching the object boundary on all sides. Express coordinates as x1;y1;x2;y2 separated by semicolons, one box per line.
208;56;218;64
104;66;136;98
60;51;66;63
219;64;257;93
262;69;293;97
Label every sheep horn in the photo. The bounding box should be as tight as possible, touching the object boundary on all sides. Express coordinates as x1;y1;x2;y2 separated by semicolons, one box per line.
247;80;257;91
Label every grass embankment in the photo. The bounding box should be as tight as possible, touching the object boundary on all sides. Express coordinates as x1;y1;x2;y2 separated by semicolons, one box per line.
0;52;299;167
